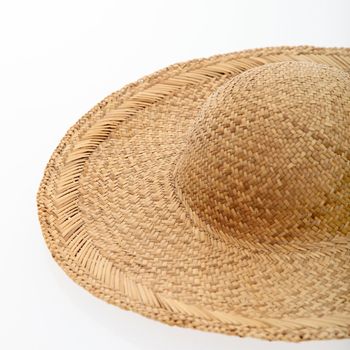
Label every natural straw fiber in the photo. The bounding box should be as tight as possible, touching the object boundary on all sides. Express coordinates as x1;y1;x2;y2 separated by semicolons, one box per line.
37;46;350;342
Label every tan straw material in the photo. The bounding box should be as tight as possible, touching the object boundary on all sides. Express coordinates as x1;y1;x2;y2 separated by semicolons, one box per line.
37;46;350;342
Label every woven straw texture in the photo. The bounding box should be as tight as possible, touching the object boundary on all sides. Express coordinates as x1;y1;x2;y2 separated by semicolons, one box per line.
37;46;350;342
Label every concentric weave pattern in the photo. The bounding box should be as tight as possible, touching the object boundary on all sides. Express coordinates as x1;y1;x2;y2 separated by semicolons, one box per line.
175;61;350;245
38;47;350;341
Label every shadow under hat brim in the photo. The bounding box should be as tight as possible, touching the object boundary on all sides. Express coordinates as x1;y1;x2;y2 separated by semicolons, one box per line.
37;46;350;341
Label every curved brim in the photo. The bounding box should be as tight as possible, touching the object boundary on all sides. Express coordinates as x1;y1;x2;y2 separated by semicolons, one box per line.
37;46;350;341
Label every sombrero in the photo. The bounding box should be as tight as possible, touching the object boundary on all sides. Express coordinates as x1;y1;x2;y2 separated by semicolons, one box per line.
37;46;350;342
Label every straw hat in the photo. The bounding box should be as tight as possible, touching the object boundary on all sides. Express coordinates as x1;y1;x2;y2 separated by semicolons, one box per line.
37;46;350;342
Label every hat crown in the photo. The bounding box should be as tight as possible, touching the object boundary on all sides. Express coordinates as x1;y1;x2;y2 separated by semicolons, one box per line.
174;61;350;244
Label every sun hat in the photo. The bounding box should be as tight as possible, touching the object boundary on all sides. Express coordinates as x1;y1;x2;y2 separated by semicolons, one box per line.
37;46;350;342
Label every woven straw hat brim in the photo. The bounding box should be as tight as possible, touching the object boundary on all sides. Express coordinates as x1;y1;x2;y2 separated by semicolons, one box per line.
37;46;350;342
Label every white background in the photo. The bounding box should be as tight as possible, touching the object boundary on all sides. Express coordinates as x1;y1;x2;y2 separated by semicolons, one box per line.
0;1;349;349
